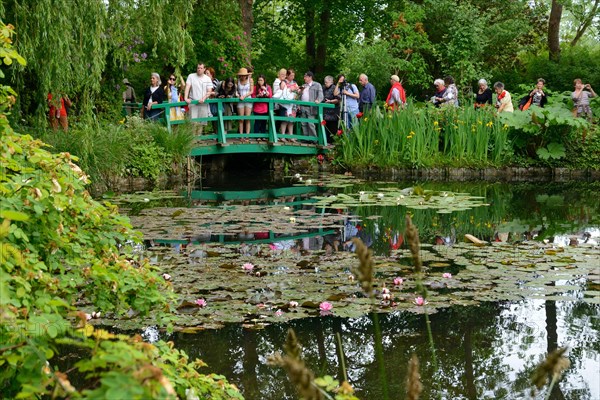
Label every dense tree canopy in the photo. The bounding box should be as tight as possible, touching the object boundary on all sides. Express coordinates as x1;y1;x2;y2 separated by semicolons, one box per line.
1;0;598;125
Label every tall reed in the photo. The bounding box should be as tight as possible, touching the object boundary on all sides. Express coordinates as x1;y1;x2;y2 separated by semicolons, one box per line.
335;105;511;168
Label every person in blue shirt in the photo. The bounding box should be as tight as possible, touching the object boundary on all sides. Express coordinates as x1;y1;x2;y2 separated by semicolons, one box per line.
358;73;376;113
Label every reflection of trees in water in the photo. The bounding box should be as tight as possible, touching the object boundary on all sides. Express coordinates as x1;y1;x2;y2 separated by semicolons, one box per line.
170;298;598;399
347;181;600;256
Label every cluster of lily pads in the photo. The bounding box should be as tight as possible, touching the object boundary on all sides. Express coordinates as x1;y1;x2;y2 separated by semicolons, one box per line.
100;176;599;331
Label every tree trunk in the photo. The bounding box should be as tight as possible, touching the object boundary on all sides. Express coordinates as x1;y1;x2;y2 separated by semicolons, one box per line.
238;0;254;62
315;8;331;75
305;8;316;71
548;0;563;62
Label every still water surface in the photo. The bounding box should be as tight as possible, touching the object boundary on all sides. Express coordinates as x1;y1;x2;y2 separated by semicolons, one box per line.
132;172;599;399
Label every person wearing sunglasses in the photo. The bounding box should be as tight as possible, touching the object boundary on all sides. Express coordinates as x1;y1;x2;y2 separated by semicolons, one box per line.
165;74;184;121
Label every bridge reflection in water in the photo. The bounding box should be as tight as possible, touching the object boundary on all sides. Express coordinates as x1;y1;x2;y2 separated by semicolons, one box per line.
149;184;343;250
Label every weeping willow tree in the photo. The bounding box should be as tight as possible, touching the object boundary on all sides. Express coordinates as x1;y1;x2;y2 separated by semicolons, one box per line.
1;0;193;125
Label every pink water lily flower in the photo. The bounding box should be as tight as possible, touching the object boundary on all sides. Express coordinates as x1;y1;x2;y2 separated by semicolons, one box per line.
242;263;254;271
414;297;427;306
162;273;171;281
442;272;452;279
289;301;299;308
319;302;333;311
393;277;403;285
195;298;207;307
275;309;283;317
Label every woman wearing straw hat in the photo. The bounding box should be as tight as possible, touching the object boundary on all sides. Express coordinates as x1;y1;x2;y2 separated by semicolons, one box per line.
236;67;254;139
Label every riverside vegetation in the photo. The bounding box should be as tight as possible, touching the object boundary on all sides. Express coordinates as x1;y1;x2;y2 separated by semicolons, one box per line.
1;23;243;399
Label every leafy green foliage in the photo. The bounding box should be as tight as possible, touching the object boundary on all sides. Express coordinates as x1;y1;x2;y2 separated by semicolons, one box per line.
536;142;566;160
0;24;242;398
335;105;510;168
27;116;192;191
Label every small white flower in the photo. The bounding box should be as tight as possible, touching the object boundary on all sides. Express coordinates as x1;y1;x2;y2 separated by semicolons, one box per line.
143;198;150;202
400;195;405;199
381;287;390;294
359;191;365;195
382;293;391;300
289;217;296;223
377;193;384;199
85;313;92;321
294;173;301;179
305;179;312;185
298;177;303;181
283;206;291;211
289;301;299;307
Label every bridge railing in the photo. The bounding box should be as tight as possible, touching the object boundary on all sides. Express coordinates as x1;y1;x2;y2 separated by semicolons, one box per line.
148;98;335;147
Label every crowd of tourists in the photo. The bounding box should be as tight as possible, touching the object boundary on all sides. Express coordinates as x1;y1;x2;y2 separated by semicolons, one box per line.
123;62;597;139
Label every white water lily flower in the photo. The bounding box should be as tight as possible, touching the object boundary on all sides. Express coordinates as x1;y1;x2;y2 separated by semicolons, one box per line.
377;193;384;199
294;173;301;179
289;217;296;223
305;179;312;185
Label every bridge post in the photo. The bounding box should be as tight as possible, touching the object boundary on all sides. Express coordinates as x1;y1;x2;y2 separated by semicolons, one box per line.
268;101;278;143
216;100;227;145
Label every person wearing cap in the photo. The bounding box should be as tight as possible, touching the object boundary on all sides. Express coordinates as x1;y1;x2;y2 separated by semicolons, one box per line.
386;75;406;110
298;71;324;137
122;78;137;115
236;67;254;138
184;62;213;134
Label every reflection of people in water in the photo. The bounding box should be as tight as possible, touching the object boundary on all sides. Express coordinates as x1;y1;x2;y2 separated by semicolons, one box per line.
343;221;372;251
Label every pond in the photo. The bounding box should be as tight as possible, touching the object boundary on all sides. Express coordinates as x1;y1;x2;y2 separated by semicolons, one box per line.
111;172;600;399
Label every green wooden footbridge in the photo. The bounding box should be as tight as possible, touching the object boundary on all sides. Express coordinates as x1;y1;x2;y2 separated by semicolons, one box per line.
126;98;335;157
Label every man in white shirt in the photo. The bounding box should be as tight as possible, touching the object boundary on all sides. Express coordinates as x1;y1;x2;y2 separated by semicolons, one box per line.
185;63;213;134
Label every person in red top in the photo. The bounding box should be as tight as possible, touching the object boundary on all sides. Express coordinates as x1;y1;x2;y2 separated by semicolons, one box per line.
385;75;406;110
47;93;71;131
251;74;272;135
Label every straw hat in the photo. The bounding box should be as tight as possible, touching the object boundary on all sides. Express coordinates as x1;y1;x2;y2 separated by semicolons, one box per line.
123;78;130;85
237;67;252;76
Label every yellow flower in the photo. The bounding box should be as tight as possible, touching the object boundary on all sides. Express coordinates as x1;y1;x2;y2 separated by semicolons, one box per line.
433;121;439;126
503;124;509;130
478;120;482;125
374;140;379;145
364;117;369;121
486;121;493;128
387;114;392;118
409;131;415;136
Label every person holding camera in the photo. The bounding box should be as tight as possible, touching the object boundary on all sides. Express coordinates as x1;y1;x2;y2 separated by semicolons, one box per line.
334;74;360;129
519;78;548;110
572;79;596;120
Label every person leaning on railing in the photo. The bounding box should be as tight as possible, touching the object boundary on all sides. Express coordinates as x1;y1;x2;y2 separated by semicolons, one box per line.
251;74;272;135
298;71;324;138
142;72;166;121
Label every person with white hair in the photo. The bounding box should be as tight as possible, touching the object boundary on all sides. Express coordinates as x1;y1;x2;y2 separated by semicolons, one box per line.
431;78;446;107
386;74;406;110
358;73;376;113
474;78;493;108
493;82;513;113
142;72;166;121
